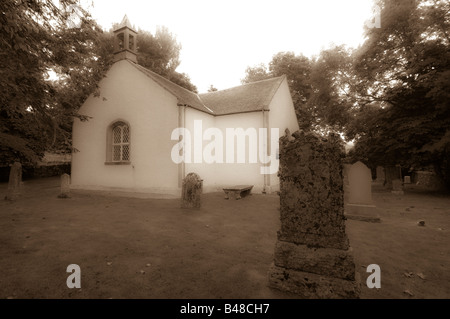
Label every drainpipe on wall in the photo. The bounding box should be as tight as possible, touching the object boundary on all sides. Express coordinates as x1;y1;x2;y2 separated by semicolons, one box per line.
182;105;186;181
177;103;187;188
262;109;268;194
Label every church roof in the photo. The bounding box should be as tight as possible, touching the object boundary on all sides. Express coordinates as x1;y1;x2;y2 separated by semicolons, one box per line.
130;62;213;114
199;76;286;115
115;15;136;32
127;60;286;116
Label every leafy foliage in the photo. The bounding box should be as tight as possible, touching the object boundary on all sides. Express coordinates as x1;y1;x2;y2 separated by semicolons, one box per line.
242;0;449;186
207;85;218;92
241;50;351;132
136;27;197;93
0;0;106;165
348;0;450;186
0;2;198;166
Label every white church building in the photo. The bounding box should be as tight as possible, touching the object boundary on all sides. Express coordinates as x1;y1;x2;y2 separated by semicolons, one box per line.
71;17;299;197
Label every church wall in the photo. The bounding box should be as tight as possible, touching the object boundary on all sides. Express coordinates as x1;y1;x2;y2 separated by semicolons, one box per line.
211;112;266;193
71;60;180;195
183;107;216;192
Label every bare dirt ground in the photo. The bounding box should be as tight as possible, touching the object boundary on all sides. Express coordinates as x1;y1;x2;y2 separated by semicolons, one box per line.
0;177;449;299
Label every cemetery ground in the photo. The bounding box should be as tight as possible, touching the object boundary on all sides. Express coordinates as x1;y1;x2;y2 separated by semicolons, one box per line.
0;177;449;299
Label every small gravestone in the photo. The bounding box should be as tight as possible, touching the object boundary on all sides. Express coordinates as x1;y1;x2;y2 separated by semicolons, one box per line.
348;161;372;204
375;166;385;184
392;179;404;195
58;174;71;198
404;176;411;184
5;162;22;201
345;161;380;222
181;173;202;208
268;131;360;299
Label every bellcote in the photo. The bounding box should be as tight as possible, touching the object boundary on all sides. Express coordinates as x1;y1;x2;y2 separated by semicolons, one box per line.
113;15;137;63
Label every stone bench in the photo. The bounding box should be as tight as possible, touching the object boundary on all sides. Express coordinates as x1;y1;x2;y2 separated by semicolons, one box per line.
223;185;253;200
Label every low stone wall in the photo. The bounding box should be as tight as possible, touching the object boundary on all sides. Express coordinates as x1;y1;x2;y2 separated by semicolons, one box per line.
0;164;71;182
412;171;446;191
32;164;71;179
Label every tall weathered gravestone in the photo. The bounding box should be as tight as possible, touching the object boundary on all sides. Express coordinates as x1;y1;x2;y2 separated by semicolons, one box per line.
5;162;22;201
345;161;380;222
384;165;404;195
391;165;404;195
268;131;360;299
375;166;385;184
58;173;71;198
181;172;202;208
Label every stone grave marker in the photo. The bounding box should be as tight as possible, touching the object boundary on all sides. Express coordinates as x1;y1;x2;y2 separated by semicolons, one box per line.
345;161;380;222
268;130;360;299
348;161;372;204
58;173;71;198
392;179;404;195
181;172;202;208
390;165;404;195
375;166;385;184
5;162;22;201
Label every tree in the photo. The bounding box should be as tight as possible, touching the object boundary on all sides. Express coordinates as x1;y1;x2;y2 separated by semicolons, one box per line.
305;46;357;133
207;85;218;92
241;50;353;132
168;72;198;93
0;0;106;166
136;27;197;92
241;63;271;84
0;2;200;167
348;0;450;186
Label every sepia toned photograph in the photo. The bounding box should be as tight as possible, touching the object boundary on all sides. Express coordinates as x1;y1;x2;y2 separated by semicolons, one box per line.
0;0;449;304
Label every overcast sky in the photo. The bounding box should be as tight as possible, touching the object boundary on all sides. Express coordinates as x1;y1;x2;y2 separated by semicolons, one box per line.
83;0;376;93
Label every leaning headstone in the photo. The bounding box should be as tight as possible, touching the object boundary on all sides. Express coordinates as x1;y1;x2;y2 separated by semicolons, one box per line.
181;172;202;208
58;173;71;198
345;161;380;222
5;162;22;201
375;166;385;184
268;131;360;299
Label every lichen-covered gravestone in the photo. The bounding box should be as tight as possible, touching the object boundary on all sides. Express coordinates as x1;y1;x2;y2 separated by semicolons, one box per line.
268;131;360;299
181;173;202;208
345;161;380;222
58;173;71;198
5;162;22;201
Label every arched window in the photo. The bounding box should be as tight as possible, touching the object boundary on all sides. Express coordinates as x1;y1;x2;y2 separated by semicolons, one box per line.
106;121;130;163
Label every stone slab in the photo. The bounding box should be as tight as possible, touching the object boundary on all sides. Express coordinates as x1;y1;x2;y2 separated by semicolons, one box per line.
345;204;381;223
273;240;355;280
268;263;360;299
278;230;349;250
